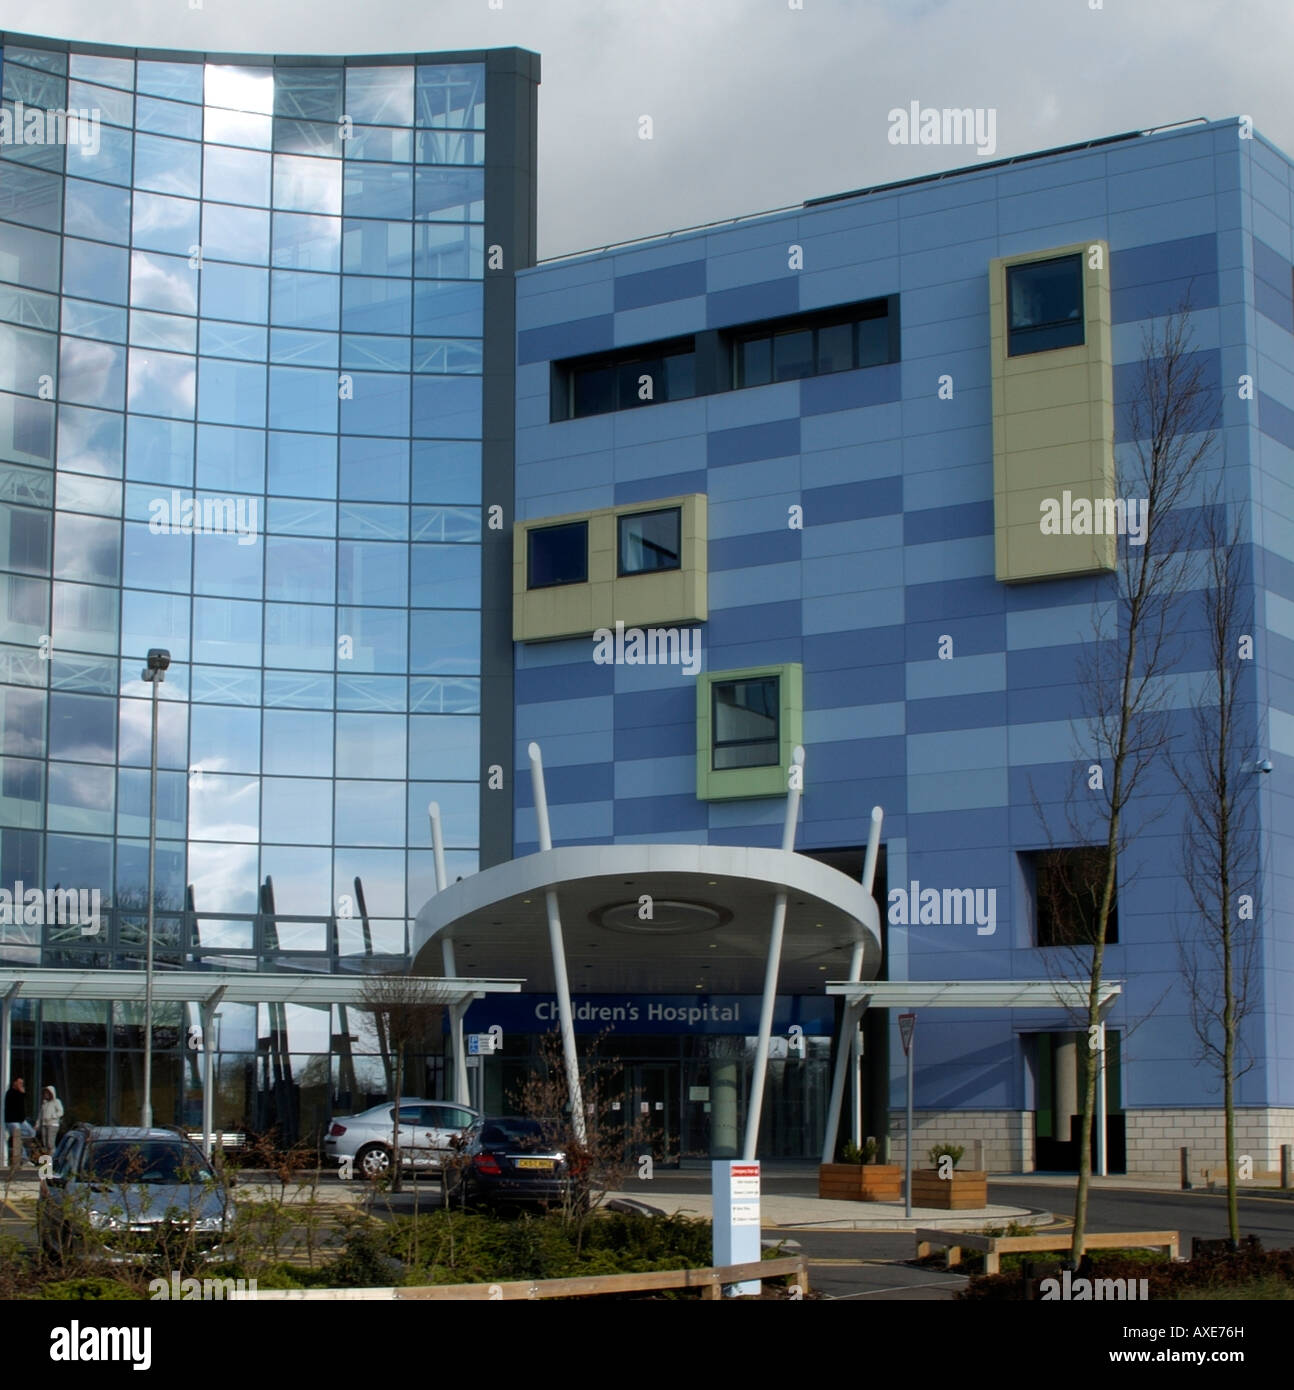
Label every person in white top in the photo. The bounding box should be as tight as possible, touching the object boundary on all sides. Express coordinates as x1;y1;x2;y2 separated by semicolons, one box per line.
38;1085;63;1153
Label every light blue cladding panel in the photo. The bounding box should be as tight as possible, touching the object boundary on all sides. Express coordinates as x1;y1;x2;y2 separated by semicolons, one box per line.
511;119;1294;1117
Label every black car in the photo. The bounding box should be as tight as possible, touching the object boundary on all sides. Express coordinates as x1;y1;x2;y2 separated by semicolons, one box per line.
449;1117;583;1212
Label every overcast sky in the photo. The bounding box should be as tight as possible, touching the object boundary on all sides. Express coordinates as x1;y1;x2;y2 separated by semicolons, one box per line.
3;0;1291;260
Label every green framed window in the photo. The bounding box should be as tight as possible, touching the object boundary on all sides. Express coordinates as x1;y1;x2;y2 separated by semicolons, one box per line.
697;663;802;801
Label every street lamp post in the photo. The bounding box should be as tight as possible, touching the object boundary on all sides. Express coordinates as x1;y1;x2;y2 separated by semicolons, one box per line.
140;648;170;1128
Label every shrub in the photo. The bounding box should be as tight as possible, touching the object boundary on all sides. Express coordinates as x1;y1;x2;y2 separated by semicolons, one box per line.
927;1143;964;1169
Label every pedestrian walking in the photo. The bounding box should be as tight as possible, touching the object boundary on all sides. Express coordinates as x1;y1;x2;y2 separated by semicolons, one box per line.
3;1076;25;1168
38;1085;63;1154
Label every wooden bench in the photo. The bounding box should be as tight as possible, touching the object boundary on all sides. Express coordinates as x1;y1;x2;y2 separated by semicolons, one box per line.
238;1254;810;1301
915;1227;1179;1276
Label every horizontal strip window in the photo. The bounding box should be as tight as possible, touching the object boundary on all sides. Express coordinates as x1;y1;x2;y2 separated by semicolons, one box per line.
730;298;894;387
556;337;696;420
550;297;897;422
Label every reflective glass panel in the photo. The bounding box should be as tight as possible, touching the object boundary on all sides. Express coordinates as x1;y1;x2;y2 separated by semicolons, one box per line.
133;133;201;198
63;178;131;243
261;777;332;844
262;709;333;776
203;144;272;208
334;711;404;778
130;249;199;315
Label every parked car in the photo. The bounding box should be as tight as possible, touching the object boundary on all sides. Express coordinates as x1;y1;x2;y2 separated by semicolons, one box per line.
323;1100;478;1179
447;1116;585;1212
37;1125;236;1264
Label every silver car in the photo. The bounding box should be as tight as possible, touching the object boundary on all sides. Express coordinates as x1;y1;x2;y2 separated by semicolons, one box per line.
323;1100;478;1179
38;1125;236;1264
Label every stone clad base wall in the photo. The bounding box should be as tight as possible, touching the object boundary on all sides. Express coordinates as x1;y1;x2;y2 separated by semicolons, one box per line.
885;1110;1033;1174
1123;1109;1294;1177
883;1108;1294;1176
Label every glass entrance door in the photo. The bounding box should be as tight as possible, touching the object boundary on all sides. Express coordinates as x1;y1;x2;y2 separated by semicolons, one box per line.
628;1063;676;1166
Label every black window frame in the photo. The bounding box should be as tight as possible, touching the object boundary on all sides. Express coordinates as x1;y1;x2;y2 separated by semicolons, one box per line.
1029;846;1117;947
616;505;682;578
711;674;781;772
526;519;589;590
1006;253;1085;357
558;336;697;421
731;297;896;389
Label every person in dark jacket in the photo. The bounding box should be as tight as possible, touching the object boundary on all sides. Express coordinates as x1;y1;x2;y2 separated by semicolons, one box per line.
4;1077;25;1168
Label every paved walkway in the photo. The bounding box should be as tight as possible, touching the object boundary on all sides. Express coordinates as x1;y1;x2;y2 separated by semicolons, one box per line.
605;1189;1049;1231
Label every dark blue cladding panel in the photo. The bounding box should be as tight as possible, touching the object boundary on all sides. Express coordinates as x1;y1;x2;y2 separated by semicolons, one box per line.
810;662;905;705
905;500;994;545
517;314;615;365
709;530;801;569
516;662;614;704
1115;348;1221;443
707;599;801;644
614;720;694;760
614;685;696;730
801;363;902;415
906;575;1005;622
804;625;906;672
615;795;707;835
1110;234;1219;323
614;471;708;505
803;476;903;522
1252;238;1291;293
907;691;1007;733
707;416;800;467
614;261;707;312
514;761;614;807
1260;393;1294;451
706;277;799;329
1255;276;1294;332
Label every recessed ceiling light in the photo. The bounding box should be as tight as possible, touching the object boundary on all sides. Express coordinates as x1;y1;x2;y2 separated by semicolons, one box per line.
522;898;531;904
707;881;717;886
708;943;718;949
818;965;827;971
695;983;704;989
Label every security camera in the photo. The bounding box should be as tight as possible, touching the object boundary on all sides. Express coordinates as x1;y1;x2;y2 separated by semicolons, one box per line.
1256;759;1274;774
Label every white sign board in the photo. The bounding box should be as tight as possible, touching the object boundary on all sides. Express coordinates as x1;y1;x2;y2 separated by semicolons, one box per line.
898;1012;916;1056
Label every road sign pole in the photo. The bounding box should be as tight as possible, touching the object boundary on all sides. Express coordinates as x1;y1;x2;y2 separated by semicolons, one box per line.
899;1013;915;1218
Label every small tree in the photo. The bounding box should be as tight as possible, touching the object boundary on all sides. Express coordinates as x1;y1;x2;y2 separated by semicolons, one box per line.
358;973;445;1195
510;1030;668;1250
1043;303;1218;1262
1174;490;1260;1244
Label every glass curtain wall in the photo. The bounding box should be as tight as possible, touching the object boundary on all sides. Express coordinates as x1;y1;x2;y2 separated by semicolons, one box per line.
0;36;513;1127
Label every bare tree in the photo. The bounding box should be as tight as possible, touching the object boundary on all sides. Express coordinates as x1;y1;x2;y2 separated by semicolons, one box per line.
358;973;445;1194
1174;490;1261;1244
509;1030;668;1251
1046;304;1219;1262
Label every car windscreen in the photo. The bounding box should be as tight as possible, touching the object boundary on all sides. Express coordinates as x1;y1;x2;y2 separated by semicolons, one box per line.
83;1142;213;1183
480;1119;549;1147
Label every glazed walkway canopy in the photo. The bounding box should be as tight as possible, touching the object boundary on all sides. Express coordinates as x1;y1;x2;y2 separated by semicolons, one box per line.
0;969;523;1157
824;977;1124;1175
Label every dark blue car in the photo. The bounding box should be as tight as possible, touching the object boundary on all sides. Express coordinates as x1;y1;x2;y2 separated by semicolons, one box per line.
449;1117;582;1211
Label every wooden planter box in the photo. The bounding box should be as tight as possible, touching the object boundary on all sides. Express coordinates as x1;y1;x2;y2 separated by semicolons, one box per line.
818;1163;903;1202
909;1168;988;1210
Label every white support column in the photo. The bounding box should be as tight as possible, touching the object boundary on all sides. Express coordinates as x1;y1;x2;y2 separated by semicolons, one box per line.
821;807;883;1163
1096;1015;1108;1178
527;743;586;1145
742;746;804;1162
200;986;226;1160
429;803;469;1108
0;983;16;1122
821;997;864;1163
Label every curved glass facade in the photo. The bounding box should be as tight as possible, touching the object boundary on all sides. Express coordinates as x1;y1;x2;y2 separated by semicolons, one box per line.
0;35;534;989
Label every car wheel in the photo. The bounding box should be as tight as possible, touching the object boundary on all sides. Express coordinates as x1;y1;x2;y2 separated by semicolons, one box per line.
355;1143;392;1179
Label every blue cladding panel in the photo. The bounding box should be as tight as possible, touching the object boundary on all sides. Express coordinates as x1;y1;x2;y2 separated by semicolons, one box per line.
707;416;800;467
511;124;1293;1117
517;314;615;365
614;260;707;312
706;277;799;328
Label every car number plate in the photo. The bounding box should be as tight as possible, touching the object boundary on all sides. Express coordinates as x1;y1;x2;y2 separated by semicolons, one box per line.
515;1158;554;1170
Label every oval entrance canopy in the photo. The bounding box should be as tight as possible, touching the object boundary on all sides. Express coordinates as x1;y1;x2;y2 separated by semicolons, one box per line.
411;843;882;994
